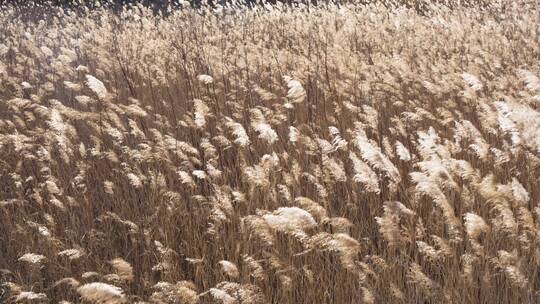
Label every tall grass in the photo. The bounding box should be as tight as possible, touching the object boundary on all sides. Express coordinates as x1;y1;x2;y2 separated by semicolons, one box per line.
0;1;539;303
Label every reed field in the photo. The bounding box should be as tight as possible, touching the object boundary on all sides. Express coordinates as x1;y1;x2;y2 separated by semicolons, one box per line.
0;0;539;303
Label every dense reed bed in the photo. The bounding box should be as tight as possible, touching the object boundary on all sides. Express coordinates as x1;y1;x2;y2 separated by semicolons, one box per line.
0;1;539;303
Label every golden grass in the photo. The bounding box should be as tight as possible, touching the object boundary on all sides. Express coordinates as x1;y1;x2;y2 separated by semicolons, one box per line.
0;1;539;303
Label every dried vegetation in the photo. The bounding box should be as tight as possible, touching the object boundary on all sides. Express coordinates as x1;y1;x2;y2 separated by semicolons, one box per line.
0;1;539;303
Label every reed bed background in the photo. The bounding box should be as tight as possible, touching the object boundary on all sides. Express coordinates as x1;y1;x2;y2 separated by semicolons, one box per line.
0;1;539;303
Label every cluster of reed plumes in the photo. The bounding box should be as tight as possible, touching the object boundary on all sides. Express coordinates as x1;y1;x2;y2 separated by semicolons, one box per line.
1;1;539;303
